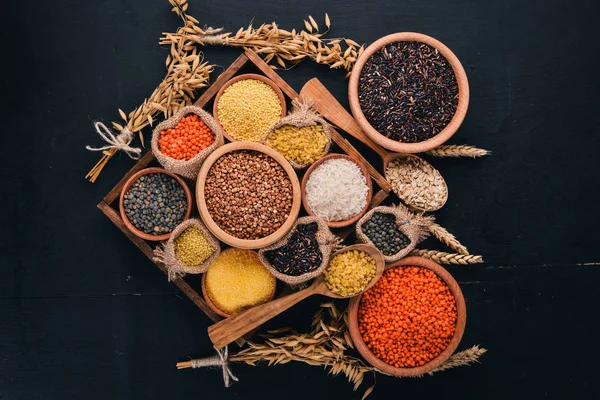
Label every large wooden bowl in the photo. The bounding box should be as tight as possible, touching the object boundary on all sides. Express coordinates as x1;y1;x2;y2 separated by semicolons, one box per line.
201;249;277;318
196;142;301;249
213;73;287;143
119;167;192;241
348;256;467;376
301;153;373;229
348;32;470;153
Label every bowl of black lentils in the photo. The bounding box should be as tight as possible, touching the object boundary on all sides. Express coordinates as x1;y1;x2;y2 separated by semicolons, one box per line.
120;168;192;241
348;32;469;154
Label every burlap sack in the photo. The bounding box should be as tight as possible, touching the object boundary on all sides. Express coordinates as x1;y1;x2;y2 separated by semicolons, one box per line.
153;218;221;282
264;98;332;170
355;204;434;263
259;216;341;285
151;106;224;179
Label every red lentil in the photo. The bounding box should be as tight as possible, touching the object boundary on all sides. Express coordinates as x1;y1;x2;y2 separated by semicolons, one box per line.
159;114;215;160
358;266;457;368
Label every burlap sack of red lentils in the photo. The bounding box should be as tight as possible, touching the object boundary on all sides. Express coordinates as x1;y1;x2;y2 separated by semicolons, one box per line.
355;204;434;263
153;218;221;282
258;216;342;286
151;106;224;180
263;97;332;170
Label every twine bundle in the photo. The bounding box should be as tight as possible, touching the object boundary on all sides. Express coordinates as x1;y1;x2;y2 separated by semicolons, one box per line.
151;106;224;179
258;216;341;285
264;98;332;169
355;204;434;263
153;218;221;281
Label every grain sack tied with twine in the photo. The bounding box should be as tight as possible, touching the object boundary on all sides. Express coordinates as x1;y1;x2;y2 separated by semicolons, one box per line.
151;106;224;179
154;218;221;281
258;216;341;285
355;204;433;263
264;98;332;169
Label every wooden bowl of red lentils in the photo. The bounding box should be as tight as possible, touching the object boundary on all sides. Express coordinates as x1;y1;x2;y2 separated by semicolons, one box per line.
347;256;466;376
196;142;301;249
213;73;286;143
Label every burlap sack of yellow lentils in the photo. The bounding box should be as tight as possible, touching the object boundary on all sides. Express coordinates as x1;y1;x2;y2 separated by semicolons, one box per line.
153;218;221;281
264;98;331;169
151;106;224;179
355;204;433;263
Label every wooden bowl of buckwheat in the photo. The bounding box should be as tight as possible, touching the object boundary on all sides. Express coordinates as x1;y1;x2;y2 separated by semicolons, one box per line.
196;142;301;249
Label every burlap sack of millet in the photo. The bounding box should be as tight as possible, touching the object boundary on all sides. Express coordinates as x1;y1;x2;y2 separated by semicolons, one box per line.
153;218;221;281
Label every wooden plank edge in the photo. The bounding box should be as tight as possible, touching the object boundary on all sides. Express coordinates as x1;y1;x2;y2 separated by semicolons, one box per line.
97;200;247;347
194;53;249;108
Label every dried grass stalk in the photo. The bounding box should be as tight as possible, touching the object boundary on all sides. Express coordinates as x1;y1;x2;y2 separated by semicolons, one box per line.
429;345;487;373
160;15;363;74
426;145;491;158
86;0;213;182
411;249;484;265
429;223;469;255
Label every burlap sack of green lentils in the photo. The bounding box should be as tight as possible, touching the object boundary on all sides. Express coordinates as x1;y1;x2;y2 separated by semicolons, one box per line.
151;106;224;180
355;204;434;263
153;218;221;282
258;216;342;286
263;97;332;170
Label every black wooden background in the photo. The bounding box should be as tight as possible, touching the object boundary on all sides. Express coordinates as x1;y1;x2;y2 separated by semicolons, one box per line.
2;0;599;399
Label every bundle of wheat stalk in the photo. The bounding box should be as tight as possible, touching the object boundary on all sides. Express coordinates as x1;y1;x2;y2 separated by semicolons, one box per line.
177;303;487;398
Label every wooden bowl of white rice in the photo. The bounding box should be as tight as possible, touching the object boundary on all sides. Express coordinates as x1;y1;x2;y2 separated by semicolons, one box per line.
301;153;372;228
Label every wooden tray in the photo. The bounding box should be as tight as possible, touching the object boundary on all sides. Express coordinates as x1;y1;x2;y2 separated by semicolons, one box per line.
97;49;391;346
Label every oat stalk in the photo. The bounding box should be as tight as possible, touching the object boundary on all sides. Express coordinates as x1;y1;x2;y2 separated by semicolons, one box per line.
178;303;486;398
86;0;213;182
411;249;484;265
426;145;490;158
160;15;364;76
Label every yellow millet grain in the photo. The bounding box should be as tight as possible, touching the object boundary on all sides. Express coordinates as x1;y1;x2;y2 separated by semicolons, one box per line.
217;79;282;142
266;124;328;165
205;249;275;315
174;226;215;267
324;250;376;297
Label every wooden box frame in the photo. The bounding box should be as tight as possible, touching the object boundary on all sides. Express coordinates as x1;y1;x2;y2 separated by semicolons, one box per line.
97;49;392;346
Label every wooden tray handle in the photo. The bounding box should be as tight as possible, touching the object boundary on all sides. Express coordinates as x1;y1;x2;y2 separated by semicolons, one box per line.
208;285;318;349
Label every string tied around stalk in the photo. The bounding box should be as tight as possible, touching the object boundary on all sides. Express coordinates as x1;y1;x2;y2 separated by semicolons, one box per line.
186;346;238;387
86;122;142;160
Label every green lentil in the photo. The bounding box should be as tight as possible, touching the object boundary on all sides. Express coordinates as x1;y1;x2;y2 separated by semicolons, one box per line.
217;79;282;142
324;250;376;297
174;226;215;266
266;124;328;165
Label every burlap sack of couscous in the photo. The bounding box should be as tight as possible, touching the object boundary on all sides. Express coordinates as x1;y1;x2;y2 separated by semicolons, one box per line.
264;98;332;170
355;204;433;263
153;218;221;281
151;106;224;180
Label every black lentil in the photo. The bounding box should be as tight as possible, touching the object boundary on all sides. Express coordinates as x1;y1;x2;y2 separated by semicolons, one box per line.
264;222;322;276
123;173;187;235
362;212;410;256
358;41;459;143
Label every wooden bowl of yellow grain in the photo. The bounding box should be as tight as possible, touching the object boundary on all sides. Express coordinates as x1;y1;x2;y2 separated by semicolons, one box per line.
213;73;286;143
